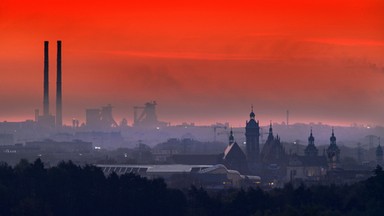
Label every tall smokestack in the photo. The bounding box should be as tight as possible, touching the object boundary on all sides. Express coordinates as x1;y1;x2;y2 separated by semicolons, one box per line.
43;41;49;116
56;40;62;127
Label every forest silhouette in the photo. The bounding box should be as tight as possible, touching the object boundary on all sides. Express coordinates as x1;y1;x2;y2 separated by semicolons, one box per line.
0;159;383;216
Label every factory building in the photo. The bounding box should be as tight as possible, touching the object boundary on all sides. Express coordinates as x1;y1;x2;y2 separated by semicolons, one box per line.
96;164;261;189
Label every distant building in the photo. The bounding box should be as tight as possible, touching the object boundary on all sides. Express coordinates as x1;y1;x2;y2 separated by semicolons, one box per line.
220;129;248;174
260;123;287;166
85;105;118;131
287;154;328;183
245;107;260;163
287;130;328;183
37;114;56;128
326;129;340;169
133;101;169;128
96;164;261;189
169;154;220;165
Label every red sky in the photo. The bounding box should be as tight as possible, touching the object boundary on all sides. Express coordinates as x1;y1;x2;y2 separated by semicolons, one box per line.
0;0;384;126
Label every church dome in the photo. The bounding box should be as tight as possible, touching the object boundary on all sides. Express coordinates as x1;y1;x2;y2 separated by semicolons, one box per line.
250;111;255;119
330;135;336;142
249;106;256;119
305;129;318;156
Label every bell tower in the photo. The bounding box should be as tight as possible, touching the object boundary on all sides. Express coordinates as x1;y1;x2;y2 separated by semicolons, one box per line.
327;128;340;169
305;129;319;157
245;106;260;162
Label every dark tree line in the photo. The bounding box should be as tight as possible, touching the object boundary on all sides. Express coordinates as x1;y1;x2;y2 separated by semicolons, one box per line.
0;159;384;216
0;159;185;216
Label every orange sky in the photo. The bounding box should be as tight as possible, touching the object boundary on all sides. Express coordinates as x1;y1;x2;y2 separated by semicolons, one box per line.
0;0;384;126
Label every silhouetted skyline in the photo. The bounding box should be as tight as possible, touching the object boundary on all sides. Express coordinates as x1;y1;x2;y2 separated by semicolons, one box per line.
0;0;383;126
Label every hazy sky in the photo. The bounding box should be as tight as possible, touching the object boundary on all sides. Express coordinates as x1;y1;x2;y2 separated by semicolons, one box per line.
0;0;384;126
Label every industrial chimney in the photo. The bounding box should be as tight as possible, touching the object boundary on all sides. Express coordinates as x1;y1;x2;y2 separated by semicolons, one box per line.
43;41;49;116
56;40;62;127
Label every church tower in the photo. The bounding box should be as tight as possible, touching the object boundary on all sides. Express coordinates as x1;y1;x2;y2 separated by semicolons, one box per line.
326;128;340;169
222;128;248;174
229;128;235;145
245;106;260;162
304;129;318;157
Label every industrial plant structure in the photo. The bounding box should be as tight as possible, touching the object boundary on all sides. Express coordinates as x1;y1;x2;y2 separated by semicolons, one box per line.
36;41;63;128
133;101;169;128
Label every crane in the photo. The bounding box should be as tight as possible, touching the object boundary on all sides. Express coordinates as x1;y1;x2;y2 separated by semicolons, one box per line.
212;125;227;142
217;130;243;140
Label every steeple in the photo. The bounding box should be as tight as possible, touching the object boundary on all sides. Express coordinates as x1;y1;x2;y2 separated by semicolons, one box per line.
330;127;336;144
305;128;318;156
327;128;340;169
229;128;235;144
308;128;315;145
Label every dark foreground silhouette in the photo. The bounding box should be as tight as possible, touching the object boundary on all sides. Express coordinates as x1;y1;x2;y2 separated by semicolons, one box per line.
0;159;383;216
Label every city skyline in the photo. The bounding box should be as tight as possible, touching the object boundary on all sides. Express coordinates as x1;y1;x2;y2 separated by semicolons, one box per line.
1;0;384;126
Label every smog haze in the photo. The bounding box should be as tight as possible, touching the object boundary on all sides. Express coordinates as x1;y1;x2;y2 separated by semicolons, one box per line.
1;0;384;126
